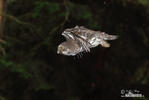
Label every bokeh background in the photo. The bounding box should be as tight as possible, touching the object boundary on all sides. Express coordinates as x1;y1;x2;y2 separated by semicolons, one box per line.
0;0;149;100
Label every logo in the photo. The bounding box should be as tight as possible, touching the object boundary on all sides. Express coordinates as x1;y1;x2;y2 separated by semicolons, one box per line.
121;89;144;97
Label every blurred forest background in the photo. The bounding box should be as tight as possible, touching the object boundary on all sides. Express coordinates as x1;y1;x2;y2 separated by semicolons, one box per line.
0;0;149;100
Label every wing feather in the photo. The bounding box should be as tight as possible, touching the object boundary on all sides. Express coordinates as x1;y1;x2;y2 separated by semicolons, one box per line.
62;31;91;52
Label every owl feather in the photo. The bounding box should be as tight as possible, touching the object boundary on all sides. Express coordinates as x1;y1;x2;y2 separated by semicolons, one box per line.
57;26;118;56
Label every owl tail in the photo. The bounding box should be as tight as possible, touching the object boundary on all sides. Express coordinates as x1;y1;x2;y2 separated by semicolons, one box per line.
100;32;118;40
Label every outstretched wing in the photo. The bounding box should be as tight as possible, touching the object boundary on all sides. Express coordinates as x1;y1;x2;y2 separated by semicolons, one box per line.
74;36;91;52
62;31;91;52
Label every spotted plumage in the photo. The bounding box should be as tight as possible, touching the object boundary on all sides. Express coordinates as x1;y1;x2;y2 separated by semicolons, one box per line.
57;26;118;56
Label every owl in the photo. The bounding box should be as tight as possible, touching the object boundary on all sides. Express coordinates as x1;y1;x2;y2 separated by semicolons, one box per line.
57;26;118;56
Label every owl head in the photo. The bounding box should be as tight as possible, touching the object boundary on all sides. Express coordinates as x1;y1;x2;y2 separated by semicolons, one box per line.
57;43;70;55
57;41;81;56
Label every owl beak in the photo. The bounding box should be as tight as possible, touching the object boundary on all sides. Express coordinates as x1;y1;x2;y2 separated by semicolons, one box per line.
57;45;64;54
57;46;60;54
57;50;60;54
57;47;61;54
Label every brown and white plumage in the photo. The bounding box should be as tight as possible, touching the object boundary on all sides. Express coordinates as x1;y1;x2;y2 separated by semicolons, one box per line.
57;26;118;56
57;40;83;56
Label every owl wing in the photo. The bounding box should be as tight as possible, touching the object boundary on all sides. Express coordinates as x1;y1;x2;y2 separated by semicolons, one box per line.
62;31;91;52
74;36;91;52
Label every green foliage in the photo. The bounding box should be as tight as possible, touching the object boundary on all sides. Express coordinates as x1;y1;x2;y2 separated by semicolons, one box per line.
0;55;31;79
69;3;92;20
131;61;149;85
0;96;7;100
33;1;60;18
133;97;149;100
137;28;149;47
32;1;100;29
0;45;5;55
137;0;149;13
137;0;149;7
68;2;100;29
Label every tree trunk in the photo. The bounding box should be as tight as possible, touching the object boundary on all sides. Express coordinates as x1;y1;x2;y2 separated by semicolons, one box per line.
0;0;3;38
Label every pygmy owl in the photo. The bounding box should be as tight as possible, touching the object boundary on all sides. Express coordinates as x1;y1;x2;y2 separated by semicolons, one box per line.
57;26;118;56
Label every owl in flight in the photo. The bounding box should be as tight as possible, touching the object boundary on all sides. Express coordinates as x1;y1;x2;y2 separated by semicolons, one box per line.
57;26;118;56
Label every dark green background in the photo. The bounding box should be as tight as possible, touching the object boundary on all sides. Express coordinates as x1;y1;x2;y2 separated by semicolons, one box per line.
0;0;149;100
